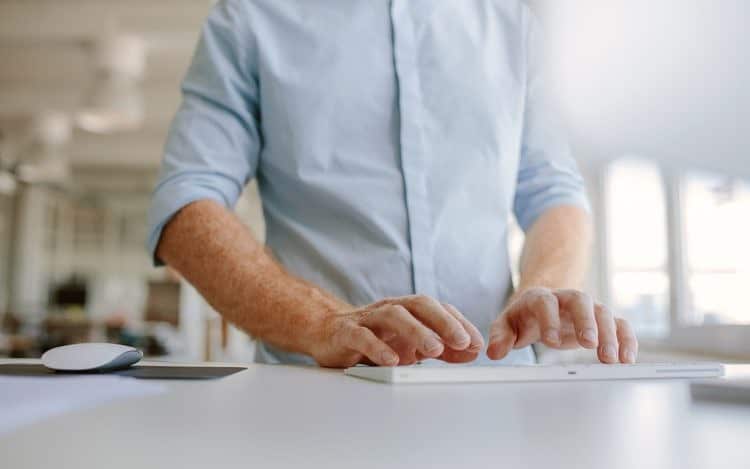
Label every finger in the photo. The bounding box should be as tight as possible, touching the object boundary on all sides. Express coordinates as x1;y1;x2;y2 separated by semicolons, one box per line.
615;318;638;364
362;305;445;358
442;303;485;352
401;295;470;350
557;321;580;349
510;311;540;349
594;303;619;364
522;288;562;347
440;347;481;364
384;336;420;365
341;324;399;366
487;315;516;360
555;290;597;348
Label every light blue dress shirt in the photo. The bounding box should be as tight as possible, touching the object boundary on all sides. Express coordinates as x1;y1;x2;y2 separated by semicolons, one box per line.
148;0;589;365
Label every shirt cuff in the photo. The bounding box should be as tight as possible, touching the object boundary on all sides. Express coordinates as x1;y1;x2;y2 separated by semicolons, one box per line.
146;172;242;266
516;193;591;232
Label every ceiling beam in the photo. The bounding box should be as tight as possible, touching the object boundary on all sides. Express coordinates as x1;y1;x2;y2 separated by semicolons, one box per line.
0;41;194;85
0;83;182;126
71;164;159;196
0;0;212;42
68;128;170;169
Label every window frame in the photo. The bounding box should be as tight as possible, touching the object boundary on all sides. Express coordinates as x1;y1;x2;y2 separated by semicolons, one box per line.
664;170;750;358
593;160;750;359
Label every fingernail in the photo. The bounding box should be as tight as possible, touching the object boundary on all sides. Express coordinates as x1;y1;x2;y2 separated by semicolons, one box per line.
381;351;397;365
582;328;597;344
545;330;560;344
424;337;443;353
453;330;471;347
625;350;636;364
603;345;617;360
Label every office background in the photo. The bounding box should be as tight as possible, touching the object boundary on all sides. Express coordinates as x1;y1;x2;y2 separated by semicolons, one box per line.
0;0;748;362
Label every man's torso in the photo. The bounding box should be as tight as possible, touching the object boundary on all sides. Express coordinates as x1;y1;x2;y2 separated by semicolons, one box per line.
242;0;533;364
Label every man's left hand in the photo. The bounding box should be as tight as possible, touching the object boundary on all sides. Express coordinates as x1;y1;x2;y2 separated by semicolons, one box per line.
486;287;638;364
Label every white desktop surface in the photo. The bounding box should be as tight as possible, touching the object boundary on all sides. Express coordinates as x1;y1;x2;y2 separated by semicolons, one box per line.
1;359;749;469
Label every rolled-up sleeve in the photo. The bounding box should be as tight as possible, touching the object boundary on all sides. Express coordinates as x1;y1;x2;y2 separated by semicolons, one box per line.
147;0;261;265
513;11;590;232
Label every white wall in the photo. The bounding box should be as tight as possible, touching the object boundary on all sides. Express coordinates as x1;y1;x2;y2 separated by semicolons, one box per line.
536;0;750;176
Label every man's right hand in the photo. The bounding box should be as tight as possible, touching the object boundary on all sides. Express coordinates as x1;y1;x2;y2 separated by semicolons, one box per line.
310;295;485;368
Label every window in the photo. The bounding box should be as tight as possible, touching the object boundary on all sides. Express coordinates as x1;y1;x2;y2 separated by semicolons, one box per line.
605;159;670;337
682;173;750;325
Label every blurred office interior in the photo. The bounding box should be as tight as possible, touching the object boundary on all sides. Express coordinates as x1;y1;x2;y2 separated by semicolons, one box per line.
0;0;748;363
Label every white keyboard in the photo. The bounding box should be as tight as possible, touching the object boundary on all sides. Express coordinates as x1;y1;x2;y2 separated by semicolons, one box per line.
345;362;725;384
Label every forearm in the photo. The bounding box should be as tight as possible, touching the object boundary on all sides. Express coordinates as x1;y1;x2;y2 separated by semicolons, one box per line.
515;205;593;297
156;199;348;356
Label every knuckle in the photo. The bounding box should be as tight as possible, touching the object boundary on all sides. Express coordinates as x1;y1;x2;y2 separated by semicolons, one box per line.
524;287;550;299
580;319;597;329
615;318;637;338
387;307;409;325
442;303;460;315
595;303;612;318
381;305;401;320
413;294;433;305
530;291;557;312
391;304;409;317
440;315;460;331
570;290;592;305
354;309;371;323
615;317;632;332
370;298;392;308
407;324;423;337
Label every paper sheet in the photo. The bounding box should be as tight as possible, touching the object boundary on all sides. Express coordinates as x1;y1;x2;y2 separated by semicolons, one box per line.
0;375;166;436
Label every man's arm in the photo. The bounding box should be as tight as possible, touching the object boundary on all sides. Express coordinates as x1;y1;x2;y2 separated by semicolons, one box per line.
157;200;345;359
149;1;482;368
485;10;638;364
156;200;483;367
487;205;638;364
515;205;592;294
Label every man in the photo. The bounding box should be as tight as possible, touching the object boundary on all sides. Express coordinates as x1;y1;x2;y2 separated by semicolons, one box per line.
148;0;638;367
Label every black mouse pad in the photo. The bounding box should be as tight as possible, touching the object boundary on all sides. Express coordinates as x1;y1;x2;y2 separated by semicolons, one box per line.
0;363;247;380
117;365;247;379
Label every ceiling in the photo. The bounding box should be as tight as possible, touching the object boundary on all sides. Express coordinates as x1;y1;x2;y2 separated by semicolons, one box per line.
4;0;748;184
0;0;215;175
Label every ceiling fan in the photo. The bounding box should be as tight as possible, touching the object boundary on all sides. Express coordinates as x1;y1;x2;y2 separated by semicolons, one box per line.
0;34;149;192
0;111;72;190
76;34;147;135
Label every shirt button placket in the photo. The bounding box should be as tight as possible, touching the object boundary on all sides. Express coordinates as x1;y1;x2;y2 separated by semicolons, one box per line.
390;0;437;298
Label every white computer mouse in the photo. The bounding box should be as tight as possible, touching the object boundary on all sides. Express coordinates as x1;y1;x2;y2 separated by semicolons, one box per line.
41;343;143;372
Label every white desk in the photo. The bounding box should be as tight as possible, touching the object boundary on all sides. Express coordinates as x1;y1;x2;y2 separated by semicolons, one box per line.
1;360;748;469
